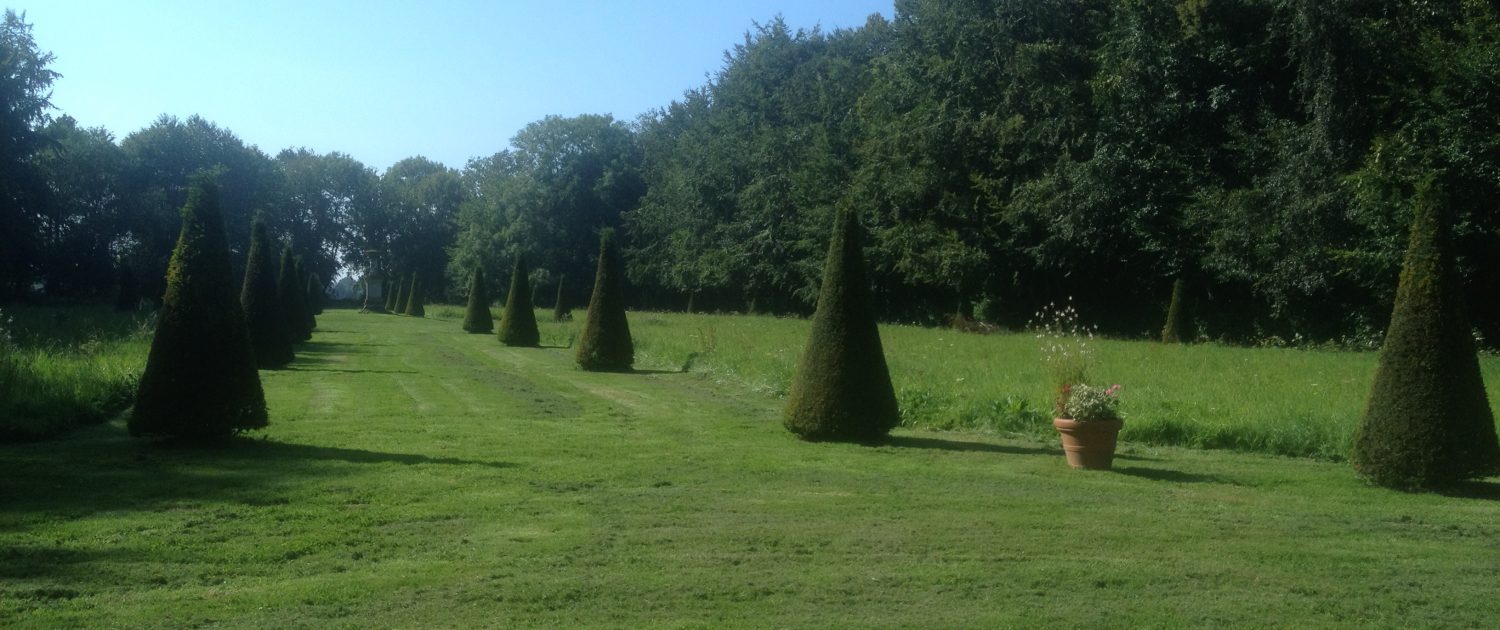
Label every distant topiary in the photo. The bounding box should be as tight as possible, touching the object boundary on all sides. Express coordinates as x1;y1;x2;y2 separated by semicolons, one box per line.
1161;277;1190;344
240;216;294;369
553;275;570;322
130;176;267;438
389;274;405;314
576;230;633;371
295;257;316;334
306;273;324;315
462;265;493;333
405;274;425;317
1352;182;1500;488
499;256;540;347
783;208;900;442
278;245;311;342
114;259;139;312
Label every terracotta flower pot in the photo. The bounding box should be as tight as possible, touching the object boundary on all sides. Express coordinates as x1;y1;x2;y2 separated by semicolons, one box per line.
1053;417;1123;470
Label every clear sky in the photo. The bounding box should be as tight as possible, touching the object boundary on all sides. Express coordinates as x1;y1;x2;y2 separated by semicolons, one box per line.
14;0;893;173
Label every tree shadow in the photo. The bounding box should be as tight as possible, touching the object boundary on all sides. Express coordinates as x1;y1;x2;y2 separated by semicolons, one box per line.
631;368;683;375
1434;480;1500;501
283;366;416;375
882;435;1060;457
1111;466;1230;485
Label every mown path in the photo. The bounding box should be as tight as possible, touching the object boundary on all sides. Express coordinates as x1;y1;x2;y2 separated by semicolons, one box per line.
4;309;1500;627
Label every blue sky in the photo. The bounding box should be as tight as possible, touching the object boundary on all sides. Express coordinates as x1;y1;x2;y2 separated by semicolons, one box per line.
16;0;892;172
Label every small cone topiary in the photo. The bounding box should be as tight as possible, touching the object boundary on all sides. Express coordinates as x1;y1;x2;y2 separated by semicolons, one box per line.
1161;276;1190;343
130;176;267;438
295;257;316;334
576;230;633;371
278;246;311;342
499;256;540;347
240;216;294;369
389;274;405;314
462;265;493;333
783;208;900;442
553;276;570;322
1352;182;1500;488
114;260;139;312
405;273;425;317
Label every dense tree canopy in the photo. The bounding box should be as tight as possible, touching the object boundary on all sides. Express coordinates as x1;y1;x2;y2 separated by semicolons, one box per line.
6;1;1500;347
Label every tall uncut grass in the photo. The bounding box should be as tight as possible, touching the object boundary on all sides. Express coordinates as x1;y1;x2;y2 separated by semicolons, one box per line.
0;305;152;440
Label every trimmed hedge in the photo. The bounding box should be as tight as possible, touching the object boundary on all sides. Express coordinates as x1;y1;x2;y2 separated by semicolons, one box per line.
462;265;494;333
239;216;294;368
576;231;633;371
499;257;540;347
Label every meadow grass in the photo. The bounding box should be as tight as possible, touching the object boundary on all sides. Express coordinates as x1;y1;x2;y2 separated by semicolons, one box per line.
0;305;151;440
4;309;1499;627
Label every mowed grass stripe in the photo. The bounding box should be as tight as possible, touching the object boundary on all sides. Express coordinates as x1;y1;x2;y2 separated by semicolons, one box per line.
3;309;1500;627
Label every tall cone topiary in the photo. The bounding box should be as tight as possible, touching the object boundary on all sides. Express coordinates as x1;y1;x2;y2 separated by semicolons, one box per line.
783;208;900;442
1352;182;1500;488
462;265;493;333
553;275;569;322
295;257;316;334
389;274;405;314
499;256;540;347
130;177;267;438
278;245;311;341
1161;276;1190;343
306;273;324;315
240;216;294;368
576;230;633;371
405;273;425;317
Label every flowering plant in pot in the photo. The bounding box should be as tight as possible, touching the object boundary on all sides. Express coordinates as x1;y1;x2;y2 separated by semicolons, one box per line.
1034;301;1125;470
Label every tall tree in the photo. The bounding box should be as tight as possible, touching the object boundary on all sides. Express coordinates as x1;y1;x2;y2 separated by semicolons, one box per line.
0;10;59;299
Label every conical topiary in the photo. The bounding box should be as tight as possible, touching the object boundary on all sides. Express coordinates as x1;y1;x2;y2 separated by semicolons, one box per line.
499;256;540;347
130;176;267;438
462;265;493;333
783;208;900;442
553;275;570;322
278;245;311;341
389;274;405;314
405;273;425;317
1161;276;1190;343
1352;182;1500;488
240;216;294;368
306;273;324;315
576;230;633;371
114;260;139;312
295;257;316;334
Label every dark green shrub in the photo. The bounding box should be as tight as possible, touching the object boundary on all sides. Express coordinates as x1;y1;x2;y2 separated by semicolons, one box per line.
1161;277;1190;344
405;274;425;317
130;177;267;438
1352;183;1500;488
462;265;493;333
277;246;311;341
576;230;633;371
388;275;404;313
783;208;899;442
553;276;570;322
306;273;324;315
114;261;139;312
499;257;540;347
239;216;293;368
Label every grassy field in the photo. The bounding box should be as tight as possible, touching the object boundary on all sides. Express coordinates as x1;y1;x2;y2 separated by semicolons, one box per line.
4;308;1499;627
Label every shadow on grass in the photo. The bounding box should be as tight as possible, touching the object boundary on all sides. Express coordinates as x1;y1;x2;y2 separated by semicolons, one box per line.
0;423;515;524
1112;466;1231;485
1435;480;1500;501
883;435;1060;457
632;368;683;375
283;366;417;375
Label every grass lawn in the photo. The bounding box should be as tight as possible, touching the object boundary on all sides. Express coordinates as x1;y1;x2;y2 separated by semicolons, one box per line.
5;308;1500;627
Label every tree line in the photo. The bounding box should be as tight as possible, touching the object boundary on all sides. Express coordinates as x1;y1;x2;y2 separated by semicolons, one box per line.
5;2;1500;344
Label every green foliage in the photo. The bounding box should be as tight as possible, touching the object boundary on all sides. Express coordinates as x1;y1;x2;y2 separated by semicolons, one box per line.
1351;184;1500;488
1161;277;1190;344
240;216;293;368
277;245;311;341
461;265;492;333
0;10;59;300
783;209;899;441
114;260;139;311
0;305;148;440
553;276;569;322
498;256;539;346
130;177;267;438
295;257;316;333
576;230;633;371
306;273;324;315
404;274;425;318
389;274;406;314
